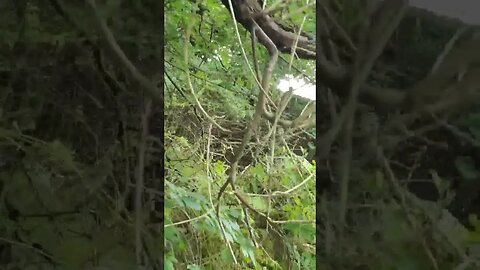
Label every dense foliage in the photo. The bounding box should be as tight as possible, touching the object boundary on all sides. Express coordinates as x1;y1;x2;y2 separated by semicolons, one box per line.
2;0;480;269
316;1;480;269
0;0;162;268
165;0;316;269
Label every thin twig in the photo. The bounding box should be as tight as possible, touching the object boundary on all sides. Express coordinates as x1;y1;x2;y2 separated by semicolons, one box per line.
184;13;231;132
288;11;307;69
337;0;408;231
134;98;152;264
432;114;480;148
244;172;314;197
85;0;162;103
204;123;238;263
164;210;212;228
216;0;280;247
430;27;468;74
226;0;276;107
379;147;440;270
0;237;60;264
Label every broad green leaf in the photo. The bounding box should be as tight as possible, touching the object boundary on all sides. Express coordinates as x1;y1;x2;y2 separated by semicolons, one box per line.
248;196;268;211
220;248;233;262
213;161;225;175
181;196;202;210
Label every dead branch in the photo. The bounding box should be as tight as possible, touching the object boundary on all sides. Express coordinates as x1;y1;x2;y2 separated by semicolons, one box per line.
85;0;162;103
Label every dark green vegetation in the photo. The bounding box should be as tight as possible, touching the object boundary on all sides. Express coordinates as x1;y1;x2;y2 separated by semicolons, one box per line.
316;0;480;269
0;0;162;269
2;0;480;269
165;0;315;269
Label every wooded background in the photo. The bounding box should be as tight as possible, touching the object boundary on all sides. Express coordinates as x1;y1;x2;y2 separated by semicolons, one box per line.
1;0;480;269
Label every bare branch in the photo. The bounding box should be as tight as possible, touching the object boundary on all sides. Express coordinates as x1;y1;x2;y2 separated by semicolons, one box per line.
85;0;162;103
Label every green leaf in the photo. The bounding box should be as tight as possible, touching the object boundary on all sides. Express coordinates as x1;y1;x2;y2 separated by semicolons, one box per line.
455;156;479;181
466;113;480;141
219;49;231;68
165;226;181;242
98;245;137;269
220;248;233;262
40;140;81;175
6;169;38;213
92;228;120;253
182;196;202;210
28;222;61;253
395;256;423;270
249;164;266;181
180;166;195;178
248;197;268;211
297;224;316;240
55;236;94;268
213;161;226;175
383;207;412;243
83;156;113;193
164;252;177;270
238;235;256;264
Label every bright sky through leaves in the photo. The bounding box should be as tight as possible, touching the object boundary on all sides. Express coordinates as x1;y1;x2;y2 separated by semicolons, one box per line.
277;0;480;102
278;75;316;100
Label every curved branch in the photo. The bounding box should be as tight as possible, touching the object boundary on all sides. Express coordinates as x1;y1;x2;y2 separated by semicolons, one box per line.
215;1;280;248
221;0;315;60
85;0;162;103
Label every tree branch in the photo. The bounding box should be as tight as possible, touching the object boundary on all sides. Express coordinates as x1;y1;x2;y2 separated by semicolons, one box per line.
85;0;162;103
